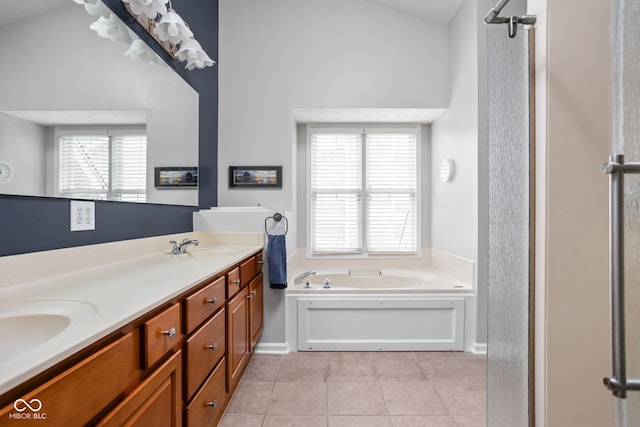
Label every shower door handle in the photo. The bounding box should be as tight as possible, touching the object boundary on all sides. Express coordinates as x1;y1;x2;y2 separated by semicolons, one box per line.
602;154;640;398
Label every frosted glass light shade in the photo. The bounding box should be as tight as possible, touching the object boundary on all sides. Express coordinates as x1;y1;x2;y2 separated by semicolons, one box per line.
176;38;215;70
153;9;193;44
125;39;162;64
122;0;168;20
89;14;132;44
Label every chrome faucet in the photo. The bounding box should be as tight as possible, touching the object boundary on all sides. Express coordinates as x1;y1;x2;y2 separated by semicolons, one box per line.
294;271;316;284
169;238;199;254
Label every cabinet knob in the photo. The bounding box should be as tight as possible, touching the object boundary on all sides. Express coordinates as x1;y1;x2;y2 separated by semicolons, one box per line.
206;343;218;351
205;400;218;409
233;279;241;285
161;327;176;339
251;290;257;295
246;294;252;300
206;297;217;305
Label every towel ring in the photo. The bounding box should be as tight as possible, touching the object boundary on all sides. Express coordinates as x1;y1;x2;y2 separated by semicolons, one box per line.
265;213;288;236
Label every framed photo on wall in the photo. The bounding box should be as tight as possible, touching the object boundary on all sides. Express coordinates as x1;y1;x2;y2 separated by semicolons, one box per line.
229;166;282;188
155;167;198;188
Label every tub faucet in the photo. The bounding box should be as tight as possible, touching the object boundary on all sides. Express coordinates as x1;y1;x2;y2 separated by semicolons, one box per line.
169;238;199;254
294;271;316;284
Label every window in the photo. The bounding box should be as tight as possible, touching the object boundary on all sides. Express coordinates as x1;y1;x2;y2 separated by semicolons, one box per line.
57;129;147;202
309;127;418;255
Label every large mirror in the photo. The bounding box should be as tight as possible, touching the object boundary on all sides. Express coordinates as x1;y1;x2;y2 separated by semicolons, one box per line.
0;0;199;206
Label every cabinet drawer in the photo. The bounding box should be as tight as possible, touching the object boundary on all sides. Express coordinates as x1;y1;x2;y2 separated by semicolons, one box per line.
184;308;226;400
97;350;182;427
144;303;182;369
0;332;142;427
239;256;257;286
256;252;264;273
185;358;226;427
184;276;225;334
226;267;241;298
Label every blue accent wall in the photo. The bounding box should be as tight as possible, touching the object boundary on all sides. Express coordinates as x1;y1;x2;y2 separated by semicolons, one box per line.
0;2;218;257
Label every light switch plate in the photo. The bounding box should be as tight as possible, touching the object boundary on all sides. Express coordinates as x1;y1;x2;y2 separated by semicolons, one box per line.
70;200;95;231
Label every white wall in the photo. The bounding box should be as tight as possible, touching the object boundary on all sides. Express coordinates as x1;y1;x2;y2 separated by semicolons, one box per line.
0;5;198;205
0;114;46;195
218;0;449;212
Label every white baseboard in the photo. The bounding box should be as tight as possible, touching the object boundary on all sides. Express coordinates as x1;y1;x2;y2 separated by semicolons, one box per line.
472;342;487;355
254;342;290;354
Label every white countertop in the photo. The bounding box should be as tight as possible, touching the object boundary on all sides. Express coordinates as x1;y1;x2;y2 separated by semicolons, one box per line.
0;232;264;395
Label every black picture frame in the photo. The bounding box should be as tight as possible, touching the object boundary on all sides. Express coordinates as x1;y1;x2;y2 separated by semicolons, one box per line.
229;166;282;188
154;167;198;188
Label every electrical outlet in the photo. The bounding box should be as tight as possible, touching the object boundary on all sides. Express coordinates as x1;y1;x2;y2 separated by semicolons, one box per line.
70;200;95;231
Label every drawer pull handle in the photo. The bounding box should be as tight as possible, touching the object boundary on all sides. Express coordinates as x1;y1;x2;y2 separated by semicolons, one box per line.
258;260;264;265
206;400;217;409
161;327;177;339
233;279;241;285
251;290;257;295
206;297;218;305
206;343;218;351
246;294;252;300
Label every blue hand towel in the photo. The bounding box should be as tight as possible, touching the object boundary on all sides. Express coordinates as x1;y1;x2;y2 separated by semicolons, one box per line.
268;234;287;289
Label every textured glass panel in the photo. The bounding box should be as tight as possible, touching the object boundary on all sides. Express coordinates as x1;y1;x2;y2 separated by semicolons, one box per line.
617;0;640;422
487;29;531;426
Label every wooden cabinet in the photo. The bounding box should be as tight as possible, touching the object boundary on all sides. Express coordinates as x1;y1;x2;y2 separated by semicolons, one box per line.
249;272;264;352
97;350;182;427
0;250;264;427
226;286;250;393
0;332;142;427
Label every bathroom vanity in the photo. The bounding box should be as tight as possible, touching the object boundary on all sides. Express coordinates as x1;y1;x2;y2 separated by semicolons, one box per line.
0;232;264;426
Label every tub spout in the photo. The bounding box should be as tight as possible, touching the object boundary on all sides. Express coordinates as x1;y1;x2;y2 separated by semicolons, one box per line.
294;271;316;284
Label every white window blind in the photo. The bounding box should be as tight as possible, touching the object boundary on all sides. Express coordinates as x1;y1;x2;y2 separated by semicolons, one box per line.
58;132;147;202
309;128;418;255
366;133;417;252
310;133;363;253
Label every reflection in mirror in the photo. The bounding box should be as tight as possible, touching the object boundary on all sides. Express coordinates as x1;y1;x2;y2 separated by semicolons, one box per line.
0;0;199;206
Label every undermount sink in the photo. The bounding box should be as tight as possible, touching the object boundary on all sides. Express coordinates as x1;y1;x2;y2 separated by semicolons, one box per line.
0;300;97;363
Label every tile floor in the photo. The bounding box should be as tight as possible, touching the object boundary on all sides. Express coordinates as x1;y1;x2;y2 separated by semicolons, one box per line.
219;351;486;427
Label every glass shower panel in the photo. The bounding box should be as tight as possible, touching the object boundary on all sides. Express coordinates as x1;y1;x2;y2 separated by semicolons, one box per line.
487;28;533;426
613;0;640;423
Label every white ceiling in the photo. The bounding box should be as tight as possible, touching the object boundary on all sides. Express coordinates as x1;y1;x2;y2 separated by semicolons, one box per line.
1;111;147;126
368;0;465;24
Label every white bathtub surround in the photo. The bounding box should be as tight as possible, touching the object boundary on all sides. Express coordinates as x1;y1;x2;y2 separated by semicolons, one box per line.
0;231;263;394
284;248;476;352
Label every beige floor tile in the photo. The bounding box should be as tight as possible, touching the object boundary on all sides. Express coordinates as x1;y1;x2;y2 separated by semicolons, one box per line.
225;381;273;414
413;351;460;360
276;356;327;382
242;355;283;382
454;414;487;427
328;415;393;427
390;415;458;426
263;415;328;427
373;356;427;382
327;353;376;382
327;382;387;415
434;377;486;416
419;357;486;383
369;351;417;360
217;413;264;427
267;382;328;415
381;381;449;416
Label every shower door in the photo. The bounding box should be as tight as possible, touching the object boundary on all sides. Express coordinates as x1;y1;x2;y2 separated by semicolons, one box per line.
487;28;534;426
603;0;640;425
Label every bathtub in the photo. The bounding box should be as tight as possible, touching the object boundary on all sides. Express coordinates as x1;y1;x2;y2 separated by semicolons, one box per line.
285;267;475;352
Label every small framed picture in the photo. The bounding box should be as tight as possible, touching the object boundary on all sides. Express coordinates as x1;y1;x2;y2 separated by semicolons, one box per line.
155;167;198;188
229;166;282;188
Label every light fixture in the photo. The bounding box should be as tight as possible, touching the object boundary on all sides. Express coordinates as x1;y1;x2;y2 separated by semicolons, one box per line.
176;38;214;70
121;0;168;20
440;159;455;183
89;14;133;44
74;0;111;18
122;0;215;70
125;39;165;65
153;9;192;44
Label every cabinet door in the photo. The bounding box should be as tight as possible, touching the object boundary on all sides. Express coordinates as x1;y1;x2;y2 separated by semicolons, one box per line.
249;272;264;352
97;351;182;427
226;287;249;392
